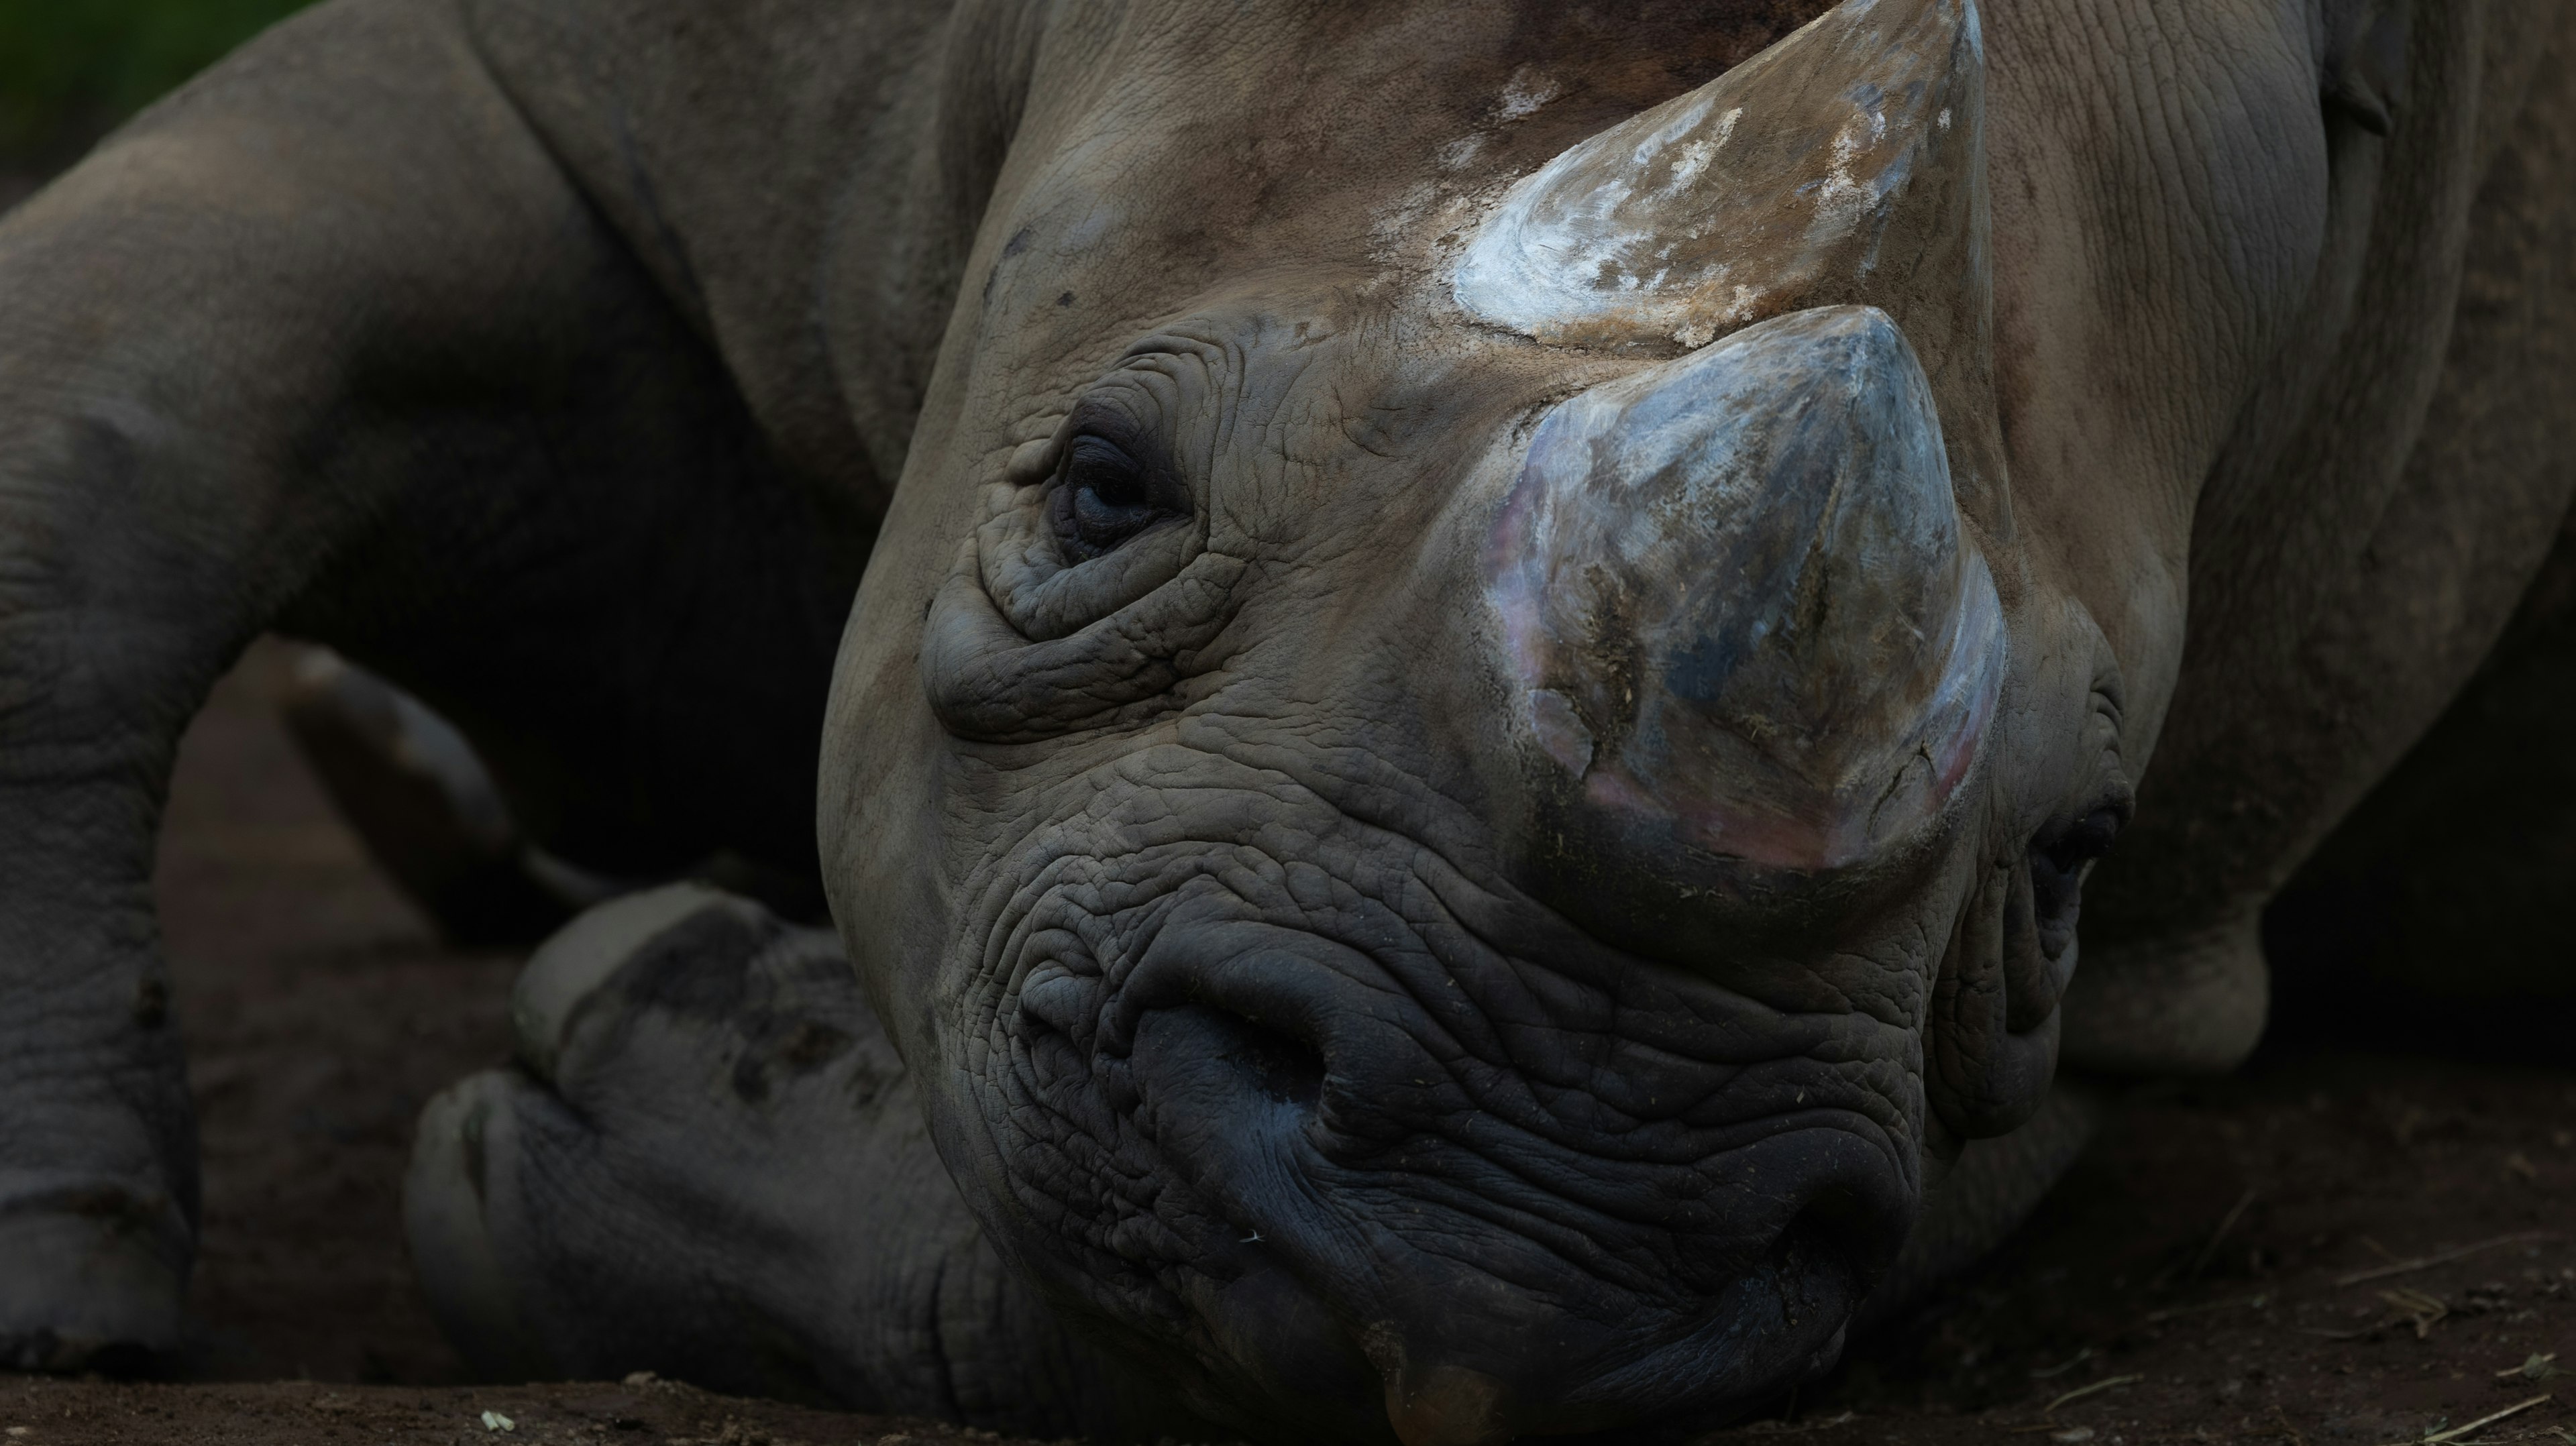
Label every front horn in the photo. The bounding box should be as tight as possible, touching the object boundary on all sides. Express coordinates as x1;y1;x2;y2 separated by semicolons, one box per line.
1487;304;2003;902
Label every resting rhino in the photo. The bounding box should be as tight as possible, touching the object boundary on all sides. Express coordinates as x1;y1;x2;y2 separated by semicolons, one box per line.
3;0;2571;1439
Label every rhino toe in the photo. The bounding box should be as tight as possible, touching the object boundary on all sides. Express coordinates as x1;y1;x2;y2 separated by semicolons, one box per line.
404;1072;564;1382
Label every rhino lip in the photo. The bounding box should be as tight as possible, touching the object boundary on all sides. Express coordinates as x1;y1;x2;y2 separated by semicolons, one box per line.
1088;910;1902;1433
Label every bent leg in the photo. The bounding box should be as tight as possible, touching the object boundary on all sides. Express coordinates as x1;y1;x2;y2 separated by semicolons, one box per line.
407;887;1183;1437
0;0;856;1364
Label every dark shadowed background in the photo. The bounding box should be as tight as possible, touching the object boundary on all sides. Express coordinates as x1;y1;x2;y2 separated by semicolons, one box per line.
0;0;314;204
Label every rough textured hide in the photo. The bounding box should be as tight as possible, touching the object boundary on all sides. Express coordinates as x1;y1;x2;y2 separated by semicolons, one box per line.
0;0;2569;1442
2067;1;2576;1074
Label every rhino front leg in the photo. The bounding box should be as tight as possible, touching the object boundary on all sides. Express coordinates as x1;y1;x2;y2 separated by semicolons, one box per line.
0;0;572;1361
0;769;193;1371
405;887;1177;1437
0;0;847;1367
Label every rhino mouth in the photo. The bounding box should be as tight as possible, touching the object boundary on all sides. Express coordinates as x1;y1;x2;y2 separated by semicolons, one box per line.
940;746;1929;1441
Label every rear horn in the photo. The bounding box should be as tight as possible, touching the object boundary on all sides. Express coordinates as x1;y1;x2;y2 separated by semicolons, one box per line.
1454;0;2007;535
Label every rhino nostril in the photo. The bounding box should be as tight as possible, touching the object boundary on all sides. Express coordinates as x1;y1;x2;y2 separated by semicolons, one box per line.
1201;1006;1326;1108
1131;1001;1328;1111
1784;1181;1866;1249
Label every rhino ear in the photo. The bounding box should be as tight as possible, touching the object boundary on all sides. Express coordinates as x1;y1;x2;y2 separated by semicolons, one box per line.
1454;0;2007;535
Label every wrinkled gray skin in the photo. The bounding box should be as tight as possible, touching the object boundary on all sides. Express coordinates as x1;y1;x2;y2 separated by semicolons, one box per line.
2;1;2571;1441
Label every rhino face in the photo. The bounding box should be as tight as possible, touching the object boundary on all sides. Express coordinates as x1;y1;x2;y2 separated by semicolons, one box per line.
824;0;2376;1437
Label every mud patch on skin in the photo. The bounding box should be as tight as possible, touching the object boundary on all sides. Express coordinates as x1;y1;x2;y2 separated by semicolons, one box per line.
1493;1;1837;133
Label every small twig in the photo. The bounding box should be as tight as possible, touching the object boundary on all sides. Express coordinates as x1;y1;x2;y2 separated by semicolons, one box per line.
2337;1233;2556;1288
2190;1188;2259;1279
2381;1287;2451;1340
2274;1403;2310;1446
2376;1392;2554;1446
2500;1354;2562;1383
2144;1292;2267;1325
2043;1375;2144;1416
2301;1288;2448;1341
2031;1348;2095;1380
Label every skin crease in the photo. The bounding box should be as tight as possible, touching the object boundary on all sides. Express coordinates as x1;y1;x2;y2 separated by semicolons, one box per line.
0;0;2569;1441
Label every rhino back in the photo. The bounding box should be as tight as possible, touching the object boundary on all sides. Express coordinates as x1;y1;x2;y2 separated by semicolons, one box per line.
2068;1;2576;1068
462;0;1016;518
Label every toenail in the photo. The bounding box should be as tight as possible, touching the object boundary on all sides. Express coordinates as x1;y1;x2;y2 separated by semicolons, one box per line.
512;884;734;1078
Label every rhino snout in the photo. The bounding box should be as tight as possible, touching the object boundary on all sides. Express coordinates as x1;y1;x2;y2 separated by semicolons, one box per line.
983;820;1922;1442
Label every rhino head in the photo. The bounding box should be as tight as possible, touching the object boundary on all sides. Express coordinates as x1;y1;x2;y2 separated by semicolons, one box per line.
820;0;2341;1436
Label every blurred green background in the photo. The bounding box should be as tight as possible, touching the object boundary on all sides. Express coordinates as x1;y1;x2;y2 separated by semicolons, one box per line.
0;0;317;170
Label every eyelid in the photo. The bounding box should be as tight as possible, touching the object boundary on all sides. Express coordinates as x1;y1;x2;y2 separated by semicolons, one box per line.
1061;388;1155;454
1056;404;1193;524
959;336;1234;649
1063;431;1140;478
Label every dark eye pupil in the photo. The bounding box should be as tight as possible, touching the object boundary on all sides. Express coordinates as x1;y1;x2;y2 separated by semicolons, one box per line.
1055;435;1165;559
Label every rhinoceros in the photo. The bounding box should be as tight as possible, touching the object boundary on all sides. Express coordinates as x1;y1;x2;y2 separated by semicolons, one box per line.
3;0;2571;1439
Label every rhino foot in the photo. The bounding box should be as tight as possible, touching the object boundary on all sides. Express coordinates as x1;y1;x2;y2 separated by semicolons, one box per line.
404;884;902;1398
0;1194;190;1373
2059;915;2270;1076
402;886;1111;1430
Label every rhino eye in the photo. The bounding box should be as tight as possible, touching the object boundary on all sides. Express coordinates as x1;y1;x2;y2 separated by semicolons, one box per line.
1051;433;1171;562
2027;803;2126;961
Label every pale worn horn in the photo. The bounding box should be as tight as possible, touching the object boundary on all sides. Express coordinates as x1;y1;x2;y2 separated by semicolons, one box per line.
1455;0;1982;349
1453;0;2003;532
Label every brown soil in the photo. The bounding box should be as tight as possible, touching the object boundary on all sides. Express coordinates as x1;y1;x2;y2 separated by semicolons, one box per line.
3;641;2569;1445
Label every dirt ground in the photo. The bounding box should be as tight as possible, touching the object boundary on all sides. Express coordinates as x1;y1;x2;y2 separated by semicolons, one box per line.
3;641;2570;1445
